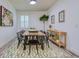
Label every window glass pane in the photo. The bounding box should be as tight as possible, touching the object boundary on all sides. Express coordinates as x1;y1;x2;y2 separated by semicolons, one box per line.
21;16;24;22
21;23;25;28
21;16;25;28
20;15;29;28
25;16;28;28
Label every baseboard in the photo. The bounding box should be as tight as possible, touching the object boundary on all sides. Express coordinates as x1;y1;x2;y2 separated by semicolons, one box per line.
0;37;16;56
65;48;79;57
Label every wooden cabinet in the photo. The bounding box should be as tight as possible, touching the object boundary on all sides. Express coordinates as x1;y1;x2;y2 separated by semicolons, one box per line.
48;29;67;48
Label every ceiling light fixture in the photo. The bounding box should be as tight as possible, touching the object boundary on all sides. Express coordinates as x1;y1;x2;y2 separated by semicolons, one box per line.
30;0;37;5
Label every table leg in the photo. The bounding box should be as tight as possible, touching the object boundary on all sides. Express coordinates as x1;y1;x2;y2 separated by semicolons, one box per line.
23;43;26;50
41;43;44;50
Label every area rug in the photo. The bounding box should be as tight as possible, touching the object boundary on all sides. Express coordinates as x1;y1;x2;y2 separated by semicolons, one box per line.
0;39;77;58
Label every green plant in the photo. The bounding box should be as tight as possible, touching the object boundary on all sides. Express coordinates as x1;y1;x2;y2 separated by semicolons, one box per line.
40;14;49;31
40;14;49;21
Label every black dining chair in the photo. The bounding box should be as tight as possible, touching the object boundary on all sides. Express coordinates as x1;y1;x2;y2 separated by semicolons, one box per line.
38;36;45;50
45;32;50;48
40;31;50;48
23;36;28;50
17;31;25;48
28;35;39;55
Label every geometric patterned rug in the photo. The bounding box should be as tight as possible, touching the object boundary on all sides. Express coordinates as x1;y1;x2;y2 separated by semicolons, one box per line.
0;39;77;58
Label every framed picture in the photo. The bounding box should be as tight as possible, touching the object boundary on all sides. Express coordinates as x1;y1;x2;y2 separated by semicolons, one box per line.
51;15;55;24
59;10;65;22
0;6;13;26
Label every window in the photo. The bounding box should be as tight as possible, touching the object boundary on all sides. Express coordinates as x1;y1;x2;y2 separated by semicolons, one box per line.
20;15;29;28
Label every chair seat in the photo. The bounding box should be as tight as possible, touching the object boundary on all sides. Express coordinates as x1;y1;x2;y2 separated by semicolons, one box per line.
28;40;39;44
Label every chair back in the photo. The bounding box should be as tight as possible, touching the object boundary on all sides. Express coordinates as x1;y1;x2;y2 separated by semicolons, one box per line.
17;31;24;40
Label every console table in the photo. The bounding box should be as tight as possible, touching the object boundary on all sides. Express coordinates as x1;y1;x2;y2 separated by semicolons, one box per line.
48;29;67;48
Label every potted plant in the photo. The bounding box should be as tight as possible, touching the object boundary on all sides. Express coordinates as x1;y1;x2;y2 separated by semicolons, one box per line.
40;14;49;31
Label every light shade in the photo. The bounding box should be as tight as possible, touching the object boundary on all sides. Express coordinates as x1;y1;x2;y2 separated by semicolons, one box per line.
30;0;36;5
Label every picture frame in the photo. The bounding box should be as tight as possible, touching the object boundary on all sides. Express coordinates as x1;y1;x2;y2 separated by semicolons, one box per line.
0;6;13;26
51;15;55;24
59;10;65;22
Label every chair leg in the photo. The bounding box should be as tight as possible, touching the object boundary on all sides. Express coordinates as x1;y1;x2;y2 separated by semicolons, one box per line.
23;36;28;50
40;37;44;50
47;41;50;48
17;40;21;48
36;44;38;54
28;44;31;55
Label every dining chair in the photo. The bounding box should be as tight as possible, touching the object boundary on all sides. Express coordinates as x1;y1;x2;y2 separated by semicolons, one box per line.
17;31;25;48
28;35;39;55
45;32;50;48
23;36;28;50
38;36;45;50
40;31;50;48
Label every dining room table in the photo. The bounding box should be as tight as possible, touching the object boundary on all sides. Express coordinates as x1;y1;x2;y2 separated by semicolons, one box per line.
22;31;46;50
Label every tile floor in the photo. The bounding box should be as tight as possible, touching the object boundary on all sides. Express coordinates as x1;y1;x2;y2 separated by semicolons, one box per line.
0;39;78;58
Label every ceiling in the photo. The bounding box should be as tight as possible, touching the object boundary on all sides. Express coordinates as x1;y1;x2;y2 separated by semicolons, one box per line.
8;0;57;11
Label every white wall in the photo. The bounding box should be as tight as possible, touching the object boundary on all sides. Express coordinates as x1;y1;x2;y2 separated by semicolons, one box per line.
0;0;17;47
17;11;48;31
48;0;79;56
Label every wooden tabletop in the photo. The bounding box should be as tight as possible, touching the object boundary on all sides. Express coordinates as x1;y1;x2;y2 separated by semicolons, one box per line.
23;31;45;36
